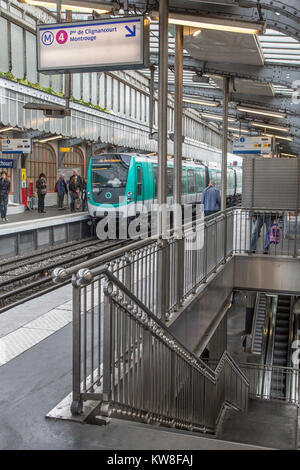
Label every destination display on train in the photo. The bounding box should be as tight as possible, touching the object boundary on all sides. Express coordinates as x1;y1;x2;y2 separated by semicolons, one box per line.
37;16;149;74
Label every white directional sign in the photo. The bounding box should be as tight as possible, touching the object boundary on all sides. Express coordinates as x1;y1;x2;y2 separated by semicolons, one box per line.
2;139;32;154
37;16;149;74
233;136;272;155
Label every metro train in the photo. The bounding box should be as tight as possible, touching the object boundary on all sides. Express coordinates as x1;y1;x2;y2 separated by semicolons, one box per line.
87;153;242;221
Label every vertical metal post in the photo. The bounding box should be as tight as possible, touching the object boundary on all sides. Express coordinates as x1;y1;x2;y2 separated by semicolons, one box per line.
158;0;169;238
221;77;229;212
56;0;62;22
174;25;184;308
71;279;82;414
222;77;229;261
65;9;72;111
293;157;299;257
157;0;169;320
149;65;155;135
102;286;112;402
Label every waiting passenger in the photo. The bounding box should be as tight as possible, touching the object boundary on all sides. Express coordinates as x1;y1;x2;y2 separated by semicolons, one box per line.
69;170;82;212
36;173;47;214
250;213;274;254
107;173;121;187
81;176;87;212
56;174;68;210
0;171;10;222
201;180;221;217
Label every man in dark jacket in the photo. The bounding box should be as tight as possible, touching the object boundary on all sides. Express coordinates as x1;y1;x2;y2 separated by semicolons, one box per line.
36;173;47;213
56;174;68;210
0;171;10;222
69;170;82;212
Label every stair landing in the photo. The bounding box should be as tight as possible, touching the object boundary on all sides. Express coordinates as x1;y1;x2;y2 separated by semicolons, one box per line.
217;399;298;450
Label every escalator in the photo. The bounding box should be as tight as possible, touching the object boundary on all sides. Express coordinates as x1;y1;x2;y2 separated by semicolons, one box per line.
251;293;267;355
270;295;292;399
257;294;295;401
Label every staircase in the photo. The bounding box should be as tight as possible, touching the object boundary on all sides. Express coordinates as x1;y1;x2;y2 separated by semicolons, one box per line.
251;293;267;355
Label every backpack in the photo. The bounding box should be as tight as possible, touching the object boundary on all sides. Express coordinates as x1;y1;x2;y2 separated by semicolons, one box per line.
269;224;281;244
54;182;58;193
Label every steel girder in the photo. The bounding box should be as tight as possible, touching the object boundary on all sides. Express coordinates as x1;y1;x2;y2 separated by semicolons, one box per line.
150;52;300;89
183;102;300;136
162;84;300;117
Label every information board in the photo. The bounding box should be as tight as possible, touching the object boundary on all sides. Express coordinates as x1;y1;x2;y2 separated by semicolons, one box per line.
233;136;272;155
0;158;13;169
2;139;32;154
37;16;149;74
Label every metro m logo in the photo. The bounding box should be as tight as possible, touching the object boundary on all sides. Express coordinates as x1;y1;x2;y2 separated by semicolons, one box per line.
41;31;54;46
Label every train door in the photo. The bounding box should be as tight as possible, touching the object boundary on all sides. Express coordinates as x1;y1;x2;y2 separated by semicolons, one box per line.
136;164;144;202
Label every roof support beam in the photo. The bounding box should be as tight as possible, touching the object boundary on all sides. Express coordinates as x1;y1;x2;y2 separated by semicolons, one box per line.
163;84;300;117
150;52;300;89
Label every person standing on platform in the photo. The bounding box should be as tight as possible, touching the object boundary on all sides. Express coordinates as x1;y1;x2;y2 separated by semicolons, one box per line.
36;173;47;214
56;174;68;210
69;170;82;212
201;180;221;217
81;176;87;212
0;171;10;222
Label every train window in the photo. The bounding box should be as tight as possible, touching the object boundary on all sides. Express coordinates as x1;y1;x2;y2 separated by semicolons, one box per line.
137;166;142;196
167;167;174;196
153;165;158;198
187;169;195;193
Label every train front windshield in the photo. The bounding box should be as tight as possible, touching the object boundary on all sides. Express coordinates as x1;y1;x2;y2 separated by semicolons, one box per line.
91;155;131;204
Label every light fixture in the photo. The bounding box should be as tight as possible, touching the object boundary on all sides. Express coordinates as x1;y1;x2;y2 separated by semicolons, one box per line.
192;29;201;37
264;133;294;142
20;0;113;14
0;126;14;133
151;11;265;35
201;113;236;122
183;96;219;107
227;126;249;133
38;135;63;143
251;122;290;132
237;105;286;119
281;153;297;157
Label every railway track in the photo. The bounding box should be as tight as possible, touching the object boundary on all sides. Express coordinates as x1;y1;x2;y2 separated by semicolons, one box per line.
0;238;131;313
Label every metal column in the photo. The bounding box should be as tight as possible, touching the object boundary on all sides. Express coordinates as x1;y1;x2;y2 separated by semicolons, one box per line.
221;77;229;212
222;77;229;260
149;65;155;136
157;0;169;238
157;0;169;320
174;25;184;309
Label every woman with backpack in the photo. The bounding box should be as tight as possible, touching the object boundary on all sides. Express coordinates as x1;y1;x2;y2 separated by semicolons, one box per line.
36;173;47;213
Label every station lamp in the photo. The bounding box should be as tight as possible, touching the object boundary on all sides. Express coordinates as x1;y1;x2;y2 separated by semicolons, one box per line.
228;127;249;134
251;122;290;133
201;113;237;122
38;135;63;143
0;126;14;133
20;0;116;14
183;96;220;107
237;106;286;119
151;11;265;35
263;133;294;142
281;153;297;157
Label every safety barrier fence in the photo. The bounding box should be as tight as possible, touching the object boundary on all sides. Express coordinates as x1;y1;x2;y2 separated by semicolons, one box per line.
238;363;299;405
232;208;300;257
51;206;300;420
70;269;249;432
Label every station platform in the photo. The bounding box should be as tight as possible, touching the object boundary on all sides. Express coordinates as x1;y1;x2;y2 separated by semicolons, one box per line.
0;207;92;258
0;287;269;450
